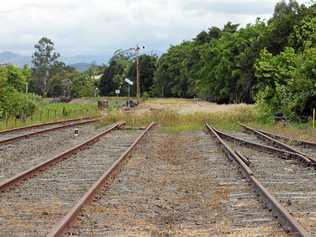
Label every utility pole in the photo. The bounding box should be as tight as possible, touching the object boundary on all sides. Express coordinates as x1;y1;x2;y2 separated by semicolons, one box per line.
136;46;140;100
112;45;145;103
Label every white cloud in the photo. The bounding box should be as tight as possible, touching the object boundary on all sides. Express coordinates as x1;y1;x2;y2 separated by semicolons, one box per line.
0;0;309;58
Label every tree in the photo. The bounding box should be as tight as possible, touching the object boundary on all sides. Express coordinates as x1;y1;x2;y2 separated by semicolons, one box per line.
0;65;38;118
47;62;78;97
99;56;130;96
154;42;199;98
265;0;302;54
31;37;60;96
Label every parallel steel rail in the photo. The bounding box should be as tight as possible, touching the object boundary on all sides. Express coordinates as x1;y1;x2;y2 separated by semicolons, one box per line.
258;129;316;148
47;122;156;237
240;123;316;164
0;118;99;145
212;127;312;166
0;117;95;135
0;122;124;192
205;123;310;237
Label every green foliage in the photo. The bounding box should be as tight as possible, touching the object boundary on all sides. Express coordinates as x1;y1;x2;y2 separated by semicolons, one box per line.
0;65;40;118
0;102;99;131
152;1;315;121
71;73;96;98
255;46;316;120
99;55;130;96
31;37;60;96
154;42;200;98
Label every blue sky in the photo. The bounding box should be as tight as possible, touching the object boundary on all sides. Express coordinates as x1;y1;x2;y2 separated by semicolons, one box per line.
0;0;308;58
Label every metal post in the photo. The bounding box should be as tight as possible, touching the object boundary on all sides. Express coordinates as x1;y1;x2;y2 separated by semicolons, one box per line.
136;48;140;101
313;108;315;129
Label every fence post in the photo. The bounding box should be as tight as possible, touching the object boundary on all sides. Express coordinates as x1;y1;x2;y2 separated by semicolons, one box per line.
313;108;315;129
5;113;8;129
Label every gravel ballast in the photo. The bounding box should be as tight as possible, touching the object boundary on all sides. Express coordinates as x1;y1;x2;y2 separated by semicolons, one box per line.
67;128;286;236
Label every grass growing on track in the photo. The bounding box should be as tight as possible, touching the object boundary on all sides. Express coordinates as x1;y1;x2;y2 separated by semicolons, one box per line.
247;121;316;142
99;106;257;133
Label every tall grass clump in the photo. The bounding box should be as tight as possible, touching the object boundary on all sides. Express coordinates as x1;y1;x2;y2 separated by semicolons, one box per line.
100;106;257;133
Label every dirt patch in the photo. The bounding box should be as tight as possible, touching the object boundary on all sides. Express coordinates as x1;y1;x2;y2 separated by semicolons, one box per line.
134;98;250;115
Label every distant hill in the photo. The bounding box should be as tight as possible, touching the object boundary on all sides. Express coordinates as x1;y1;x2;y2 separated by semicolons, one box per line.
69;63;93;72
0;51;110;70
0;51;31;67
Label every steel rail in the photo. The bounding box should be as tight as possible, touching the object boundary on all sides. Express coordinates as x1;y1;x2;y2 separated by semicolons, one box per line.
212;127;312;166
205;123;310;237
0;118;99;145
240;123;316;164
47;122;156;237
0;122;124;192
258;129;316;148
0;117;96;136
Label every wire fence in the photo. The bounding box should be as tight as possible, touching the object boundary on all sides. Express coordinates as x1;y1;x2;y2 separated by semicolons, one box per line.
0;106;98;131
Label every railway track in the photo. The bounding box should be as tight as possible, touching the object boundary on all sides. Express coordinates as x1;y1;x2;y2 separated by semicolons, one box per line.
56;126;286;236
257;129;316;149
0;123;153;236
240;124;316;164
0;117;98;145
0;117;94;135
0;121;104;183
209;125;316;236
0;122;313;236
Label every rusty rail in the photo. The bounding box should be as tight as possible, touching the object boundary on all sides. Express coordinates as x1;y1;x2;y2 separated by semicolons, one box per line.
47;122;156;237
0;122;124;192
212;127;312;166
0;118;99;145
0;117;96;135
258;129;316;148
240;123;316;164
205;123;310;237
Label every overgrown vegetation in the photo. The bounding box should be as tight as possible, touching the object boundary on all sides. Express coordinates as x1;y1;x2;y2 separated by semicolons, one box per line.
0;102;99;131
99;107;257;133
153;1;315;121
0;65;40;118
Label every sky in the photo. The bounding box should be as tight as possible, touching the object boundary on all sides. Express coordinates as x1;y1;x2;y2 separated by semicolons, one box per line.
0;0;309;59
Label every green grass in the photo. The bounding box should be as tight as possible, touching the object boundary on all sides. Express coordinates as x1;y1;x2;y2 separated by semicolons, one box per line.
0;102;99;131
99;106;257;133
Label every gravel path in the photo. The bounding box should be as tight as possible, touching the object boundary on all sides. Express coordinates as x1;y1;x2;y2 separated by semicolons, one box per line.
0;123;103;182
67;128;286;236
0;129;141;236
226;136;316;236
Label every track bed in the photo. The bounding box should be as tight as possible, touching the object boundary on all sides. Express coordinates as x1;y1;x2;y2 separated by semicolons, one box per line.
0;129;142;236
226;132;316;236
0;119;91;143
0;123;102;182
67;128;286;236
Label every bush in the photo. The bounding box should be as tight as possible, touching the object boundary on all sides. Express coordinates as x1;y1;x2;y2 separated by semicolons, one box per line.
0;90;40;118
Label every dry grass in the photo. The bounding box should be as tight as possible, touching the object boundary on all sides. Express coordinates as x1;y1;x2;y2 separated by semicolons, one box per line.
99;107;257;133
248;122;316;142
